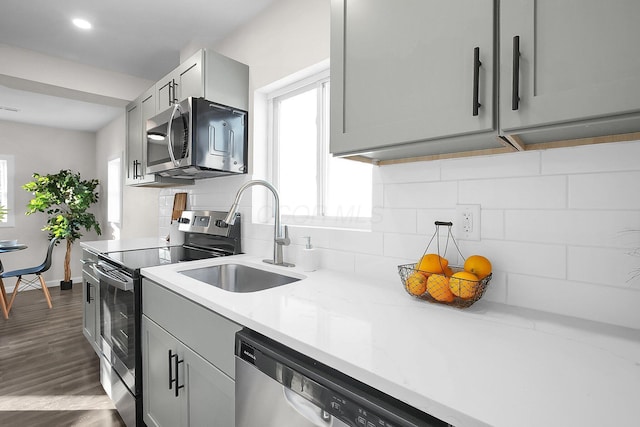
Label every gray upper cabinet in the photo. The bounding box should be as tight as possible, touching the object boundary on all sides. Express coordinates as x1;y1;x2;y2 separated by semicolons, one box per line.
156;49;249;113
156;50;204;112
125;98;142;185
500;0;640;145
330;0;501;161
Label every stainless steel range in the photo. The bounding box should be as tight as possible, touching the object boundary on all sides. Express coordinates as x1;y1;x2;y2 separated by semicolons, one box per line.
94;210;241;426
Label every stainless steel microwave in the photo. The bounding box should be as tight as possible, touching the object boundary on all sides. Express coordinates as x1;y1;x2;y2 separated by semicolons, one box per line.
145;97;248;179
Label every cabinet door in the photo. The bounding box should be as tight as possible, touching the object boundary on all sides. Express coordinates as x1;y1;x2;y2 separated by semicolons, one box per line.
330;0;495;156
157;51;204;112
125;100;142;185
175;51;204;101
157;79;175;112
137;88;158;184
500;0;640;133
82;275;97;351
142;316;182;427
183;346;235;427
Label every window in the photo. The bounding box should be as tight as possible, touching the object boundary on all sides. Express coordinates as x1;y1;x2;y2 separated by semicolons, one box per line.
268;69;372;227
0;155;15;227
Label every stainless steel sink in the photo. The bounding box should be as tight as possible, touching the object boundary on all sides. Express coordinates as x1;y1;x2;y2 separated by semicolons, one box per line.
179;263;301;293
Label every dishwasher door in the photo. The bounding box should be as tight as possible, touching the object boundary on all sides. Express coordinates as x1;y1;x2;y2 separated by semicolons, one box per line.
235;329;450;427
236;356;349;427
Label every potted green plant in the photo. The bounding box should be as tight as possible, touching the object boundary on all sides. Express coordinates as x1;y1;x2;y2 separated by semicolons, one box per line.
23;170;101;290
0;205;7;221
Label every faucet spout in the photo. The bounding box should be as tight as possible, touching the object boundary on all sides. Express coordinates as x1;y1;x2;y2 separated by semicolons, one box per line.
222;180;294;267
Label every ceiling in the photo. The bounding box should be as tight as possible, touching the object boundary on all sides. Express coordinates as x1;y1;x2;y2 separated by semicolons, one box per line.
0;0;277;132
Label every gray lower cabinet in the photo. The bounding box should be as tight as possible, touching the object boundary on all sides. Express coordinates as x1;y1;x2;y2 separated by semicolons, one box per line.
81;249;100;355
141;278;240;427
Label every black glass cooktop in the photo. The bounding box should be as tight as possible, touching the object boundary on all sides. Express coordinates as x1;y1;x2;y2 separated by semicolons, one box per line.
102;245;221;272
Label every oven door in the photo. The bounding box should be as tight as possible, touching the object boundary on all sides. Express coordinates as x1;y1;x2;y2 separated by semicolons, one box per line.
146;98;192;174
95;261;137;394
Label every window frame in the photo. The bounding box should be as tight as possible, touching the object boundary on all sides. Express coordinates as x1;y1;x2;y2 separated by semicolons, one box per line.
266;69;372;229
0;155;15;228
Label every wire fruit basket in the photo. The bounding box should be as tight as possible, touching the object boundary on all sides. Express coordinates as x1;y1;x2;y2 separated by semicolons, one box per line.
397;221;492;309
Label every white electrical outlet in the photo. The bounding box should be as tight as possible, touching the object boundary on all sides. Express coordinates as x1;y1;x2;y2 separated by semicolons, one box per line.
456;204;481;240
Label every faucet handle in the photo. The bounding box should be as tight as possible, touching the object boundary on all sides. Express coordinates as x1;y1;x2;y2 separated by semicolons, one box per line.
277;225;291;246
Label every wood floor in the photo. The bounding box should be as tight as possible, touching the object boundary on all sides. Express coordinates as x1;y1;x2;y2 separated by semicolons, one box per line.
0;285;125;427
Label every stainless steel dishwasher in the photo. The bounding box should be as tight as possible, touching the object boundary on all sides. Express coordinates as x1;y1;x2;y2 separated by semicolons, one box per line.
235;329;451;427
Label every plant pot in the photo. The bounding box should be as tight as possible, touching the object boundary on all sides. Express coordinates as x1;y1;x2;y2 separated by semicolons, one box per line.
60;280;73;290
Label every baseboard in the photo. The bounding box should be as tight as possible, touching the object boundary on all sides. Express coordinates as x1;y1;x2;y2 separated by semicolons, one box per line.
2;275;83;293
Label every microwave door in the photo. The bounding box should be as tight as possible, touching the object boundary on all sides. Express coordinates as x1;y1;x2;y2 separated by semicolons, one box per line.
146;100;191;174
146;122;169;169
167;103;191;167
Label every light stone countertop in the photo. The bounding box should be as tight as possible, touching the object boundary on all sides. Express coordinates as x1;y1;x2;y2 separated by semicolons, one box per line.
81;240;640;426
140;254;640;427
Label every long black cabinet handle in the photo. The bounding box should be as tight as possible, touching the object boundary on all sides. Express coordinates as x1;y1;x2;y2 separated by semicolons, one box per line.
171;79;179;105
168;349;175;390
174;352;184;397
86;282;92;303
473;47;482;116
512;35;521;111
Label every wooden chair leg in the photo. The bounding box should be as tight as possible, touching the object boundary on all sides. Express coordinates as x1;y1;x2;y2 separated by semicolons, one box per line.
0;278;8;319
8;276;22;311
38;275;53;309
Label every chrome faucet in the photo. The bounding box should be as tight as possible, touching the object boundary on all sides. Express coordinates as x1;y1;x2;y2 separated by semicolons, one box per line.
219;180;294;267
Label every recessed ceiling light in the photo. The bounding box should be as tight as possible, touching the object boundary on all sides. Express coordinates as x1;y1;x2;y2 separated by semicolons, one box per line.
72;18;92;30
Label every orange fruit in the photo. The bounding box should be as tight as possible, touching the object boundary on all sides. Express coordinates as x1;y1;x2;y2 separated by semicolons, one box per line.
426;274;455;302
443;266;454;277
417;254;449;274
406;271;427;296
463;255;492;279
449;271;479;299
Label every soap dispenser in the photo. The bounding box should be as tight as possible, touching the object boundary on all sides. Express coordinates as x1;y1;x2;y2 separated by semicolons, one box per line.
299;236;318;272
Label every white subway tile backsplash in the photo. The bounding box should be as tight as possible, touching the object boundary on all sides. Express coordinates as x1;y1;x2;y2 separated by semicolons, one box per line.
568;171;640;210
383;233;431;261
480;209;505;240
459;176;567;209
479;270;507;304
542;140;640;175
384;181;457;208
312;228;384;256
507;273;640;329
354;253;408;283
567;246;639;287
416;209;457;235
158;141;640;328
460;240;566;279
372;183;384;208
506;210;640;247
375;160;440;184
371;208;417;234
441;150;540;180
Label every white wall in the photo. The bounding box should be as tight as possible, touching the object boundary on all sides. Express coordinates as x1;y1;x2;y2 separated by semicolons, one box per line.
95;116;160;240
0;120;100;288
155;0;640;330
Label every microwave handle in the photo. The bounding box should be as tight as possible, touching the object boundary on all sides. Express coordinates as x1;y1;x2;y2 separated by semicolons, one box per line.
166;103;182;167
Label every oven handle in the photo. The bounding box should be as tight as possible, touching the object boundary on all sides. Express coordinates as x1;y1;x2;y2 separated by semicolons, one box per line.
95;262;134;291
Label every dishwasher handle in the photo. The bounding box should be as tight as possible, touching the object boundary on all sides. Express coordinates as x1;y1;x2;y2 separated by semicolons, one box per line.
283;387;332;426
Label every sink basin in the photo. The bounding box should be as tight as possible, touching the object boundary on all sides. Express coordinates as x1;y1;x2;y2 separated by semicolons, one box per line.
179;263;301;293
